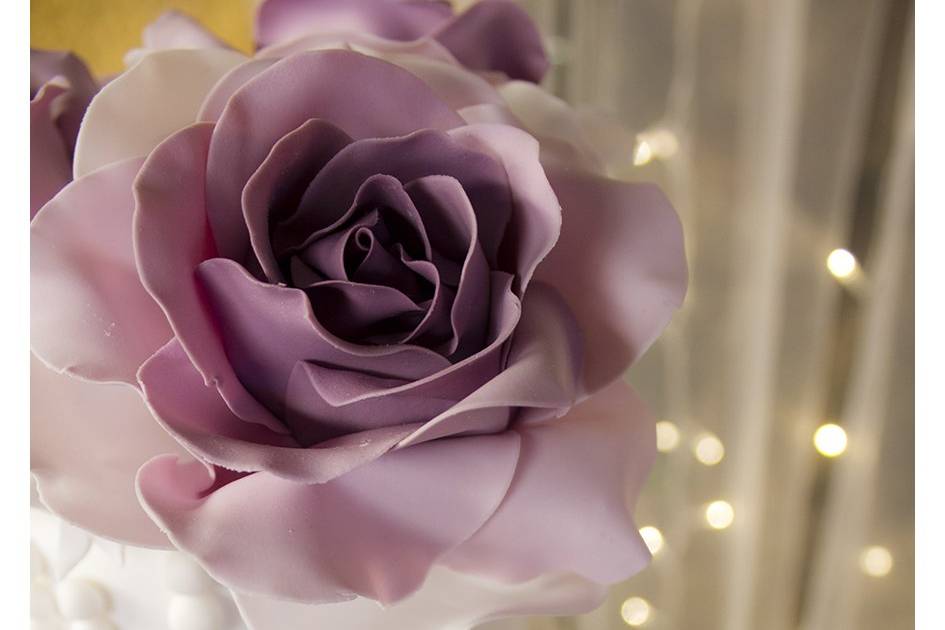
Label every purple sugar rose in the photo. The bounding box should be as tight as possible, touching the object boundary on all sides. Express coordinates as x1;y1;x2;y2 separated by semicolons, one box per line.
31;2;687;626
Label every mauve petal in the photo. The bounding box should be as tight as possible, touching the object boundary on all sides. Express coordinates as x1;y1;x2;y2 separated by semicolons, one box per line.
535;167;688;393
399;281;581;446
74;48;245;178
134;122;285;433
141;10;230;51
257;28;457;65
433;0;549;83
195;258;450;417
30;354;183;548
30;82;73;218
243;118;353;282
280;129;511;265
197;59;277;122
206;50;463;262
305;280;425;341
30;49;97;153
139;339;420;482
31;157;172;384
255;0;452;48
375;52;503;111
443;380;654;584
233;566;606;630
448;123;561;293
136;431;520;605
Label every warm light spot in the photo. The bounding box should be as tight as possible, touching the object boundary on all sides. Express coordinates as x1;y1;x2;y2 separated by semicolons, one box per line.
693;433;725;466
639;526;664;556
860;546;893;577
656;421;681;453
705;500;735;530
827;248;858;280
620;597;652;626
813;423;848;458
633;139;654;166
646;128;680;158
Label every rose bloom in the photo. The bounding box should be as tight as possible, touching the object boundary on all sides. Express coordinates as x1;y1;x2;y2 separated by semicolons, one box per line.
30;1;687;627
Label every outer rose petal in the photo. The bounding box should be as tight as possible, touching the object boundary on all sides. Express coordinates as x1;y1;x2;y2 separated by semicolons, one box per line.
536;167;688;393
30;82;73;218
234;566;606;630
443;380;655;585
74;48;245;178
136;432;520;605
31;158;172;384
30;354;184;548
134;123;285;433
141;10;230;51
255;0;452;48
433;0;549;83
30;49;98;153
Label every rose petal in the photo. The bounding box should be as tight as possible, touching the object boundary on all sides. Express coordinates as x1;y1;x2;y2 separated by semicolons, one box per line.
443;379;654;584
134;122;284;433
30;50;97;153
197;59;277;122
30;354;183;547
31;157;172;384
234;565;606;630
75;48;245;178
30;82;73;218
257;28;457;65
433;0;549;82
139;339;420;483
535;167;688;393
255;0;452;48
141;10;231;51
136;431;520;604
399;281;581;446
206;49;463;262
448;123;561;293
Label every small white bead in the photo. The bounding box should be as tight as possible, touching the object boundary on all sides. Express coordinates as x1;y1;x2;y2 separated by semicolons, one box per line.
55;579;108;620
164;553;215;595
168;595;225;630
68;620;117;630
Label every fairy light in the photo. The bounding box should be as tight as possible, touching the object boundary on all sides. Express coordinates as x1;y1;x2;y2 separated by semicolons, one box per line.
620;597;652;626
693;433;725;466
633;139;654;166
704;500;735;530
639;526;665;556
826;248;858;280
859;546;893;577
813;423;848;458
655;421;681;453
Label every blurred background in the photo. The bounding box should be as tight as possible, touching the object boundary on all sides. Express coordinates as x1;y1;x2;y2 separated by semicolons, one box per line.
32;1;915;629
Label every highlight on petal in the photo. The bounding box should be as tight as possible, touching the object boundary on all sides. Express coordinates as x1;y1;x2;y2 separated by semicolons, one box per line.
30;82;73;218
234;565;607;630
433;0;549;82
134;122;284;433
74;47;245;178
535;167;688;393
31;157;172;384
255;0;452;48
30;354;184;548
443;379;656;585
136;431;520;605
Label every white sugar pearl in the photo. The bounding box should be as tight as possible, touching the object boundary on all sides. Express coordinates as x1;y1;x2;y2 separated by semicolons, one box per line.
68;620;117;630
168;595;225;630
55;579;108;620
164;553;215;595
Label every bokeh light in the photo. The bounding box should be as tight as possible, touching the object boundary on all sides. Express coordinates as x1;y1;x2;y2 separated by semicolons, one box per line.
656;421;681;453
826;248;858;279
693;433;725;465
639;526;665;556
620;597;652;626
705;500;735;530
859;546;893;577
813;423;848;457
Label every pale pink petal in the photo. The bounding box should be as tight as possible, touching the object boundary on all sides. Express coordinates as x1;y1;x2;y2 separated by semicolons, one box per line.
535;167;688;392
30;354;183;548
31;158;172;384
443;380;655;585
74;48;245;178
136;432;520;605
133;123;284;433
30;82;73;218
255;0;452;48
234;566;606;630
